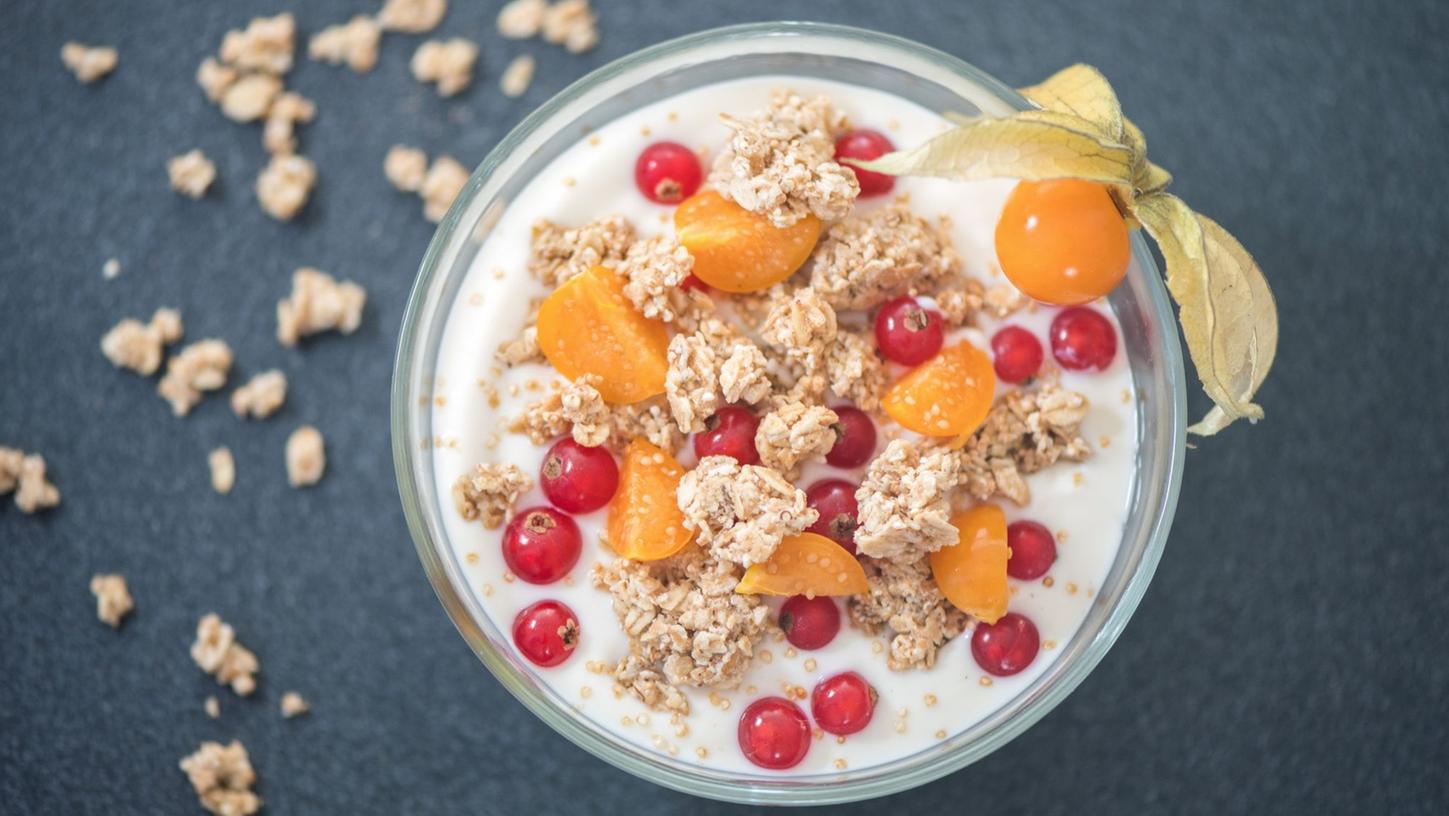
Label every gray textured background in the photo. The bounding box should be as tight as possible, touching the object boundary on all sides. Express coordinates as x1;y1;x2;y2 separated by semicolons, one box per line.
2;0;1447;813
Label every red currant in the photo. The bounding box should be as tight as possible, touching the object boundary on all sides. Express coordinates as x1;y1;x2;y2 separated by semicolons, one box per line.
804;479;859;554
1050;307;1117;371
811;672;877;736
680;274;710;293
825;405;876;469
693;406;760;465
1006;520;1056;580
834;129;896;197
502;507;581;584
971;612;1040;677
738;697;811;769
540;438;618;513
875;296;944;365
778;594;842;650
512;600;579;667
634;141;702;204
990;325;1044;384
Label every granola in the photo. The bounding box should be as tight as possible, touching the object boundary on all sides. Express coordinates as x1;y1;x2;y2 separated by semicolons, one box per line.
384;145;429;193
983;283;1028;319
809;205;961;310
378;0;448;33
496;324;544;367
285;426;326;487
197;58;239;104
528;215;635;287
276;267;366;346
101;308;184;376
0;449;60;514
60;42;117;83
179;740;261;816
606;396;685;455
452;463;532;528
848;556;970;670
619;236;695;321
497;0;547;39
559;374;610;447
220;13;296;75
262;91;315;155
411;39;478;97
957;382;1092;505
280;691;310;718
854;438;961;564
676;455;815;567
664;331;720;434
759;285;837;367
754;401;838;477
499;54;536;98
541;0;599;53
168;151;217;199
933;276;985;327
420;155;469;223
256;153;315;220
308;16;381;73
220;74;282;123
89;574;133;628
717;343;772;405
209;447;236;495
191;614;259;696
231;370;287;419
824;329;887;412
158;339;233;417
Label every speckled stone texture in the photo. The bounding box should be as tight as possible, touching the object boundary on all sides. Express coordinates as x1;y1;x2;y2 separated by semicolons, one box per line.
2;0;1446;813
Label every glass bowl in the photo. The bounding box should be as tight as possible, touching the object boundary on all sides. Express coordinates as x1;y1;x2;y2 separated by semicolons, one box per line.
392;21;1186;806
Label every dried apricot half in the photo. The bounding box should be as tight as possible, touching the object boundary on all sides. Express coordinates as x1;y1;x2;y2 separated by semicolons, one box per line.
736;532;868;597
929;504;1009;624
673;190;821;293
536;265;669;404
606;439;693;561
881;341;996;437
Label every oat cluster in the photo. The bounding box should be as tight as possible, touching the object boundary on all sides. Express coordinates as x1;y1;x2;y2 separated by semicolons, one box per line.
231;370;288;419
158;339;234;417
411;38;478;96
0;447;60;514
754;401;838;478
384;147;470;223
499;54;536;98
528;215;635;286
191;614;259;697
809;204;962;310
276;268;367;347
61;42;117;83
280;691;310;718
285;426;326;487
89;574;134;628
209;447;236;495
308;16;382;73
378;0;448;33
497;0;599;54
101;308;184;376
618;235;696;322
452;463;532;528
848;556;970;670
854;438;963;564
676;456;815;568
168;150;217;199
179;740;261;816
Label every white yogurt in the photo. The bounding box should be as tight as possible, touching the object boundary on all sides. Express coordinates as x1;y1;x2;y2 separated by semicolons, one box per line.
428;76;1139;776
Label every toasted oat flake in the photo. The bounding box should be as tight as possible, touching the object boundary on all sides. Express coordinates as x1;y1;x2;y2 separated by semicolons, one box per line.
308;15;380;73
168;150;217;199
256;153;315;220
191;614;259;696
499;54;536;98
384;145;429;193
420;155;470;222
285;426;325;487
754;401;838;477
204;696;220;719
452;462;531;528
280;691;310;718
231;370;287;419
529;215;635;286
101;308;184;376
541;0;598;54
220;12;296;75
276;267;366;346
379;0;448;33
158;339;233;417
261;91;315;155
0;449;60;514
209;448;236;494
219;73;282;123
497;0;547;38
89;574;133;628
411;39;478;97
559;374;610;446
676;455;816;567
197;58;239;103
61;42;117;83
179;740;261;816
810;204;961;310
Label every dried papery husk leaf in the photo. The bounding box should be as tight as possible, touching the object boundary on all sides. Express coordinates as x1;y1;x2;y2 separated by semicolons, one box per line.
1121;115;1173;195
1133;192;1279;435
1018;63;1125;143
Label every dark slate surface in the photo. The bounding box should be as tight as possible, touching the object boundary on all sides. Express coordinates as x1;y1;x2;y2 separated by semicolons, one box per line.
2;0;1446;813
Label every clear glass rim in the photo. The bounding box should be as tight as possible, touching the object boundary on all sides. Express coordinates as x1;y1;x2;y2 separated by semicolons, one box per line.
392;21;1187;806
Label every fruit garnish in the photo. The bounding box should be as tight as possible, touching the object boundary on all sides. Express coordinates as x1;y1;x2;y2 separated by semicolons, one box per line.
635;141;702;204
692;405;760;465
971;611;1040;677
850;64;1278;435
605;439;693;562
929;504;1009;624
535;264;669;404
874;295;945;365
512;600;579;667
834;129;896;197
734;532;868;597
811;671;877;736
673;189;821;293
1006;519;1056;580
502;507;582;585
824;405;876;468
990;325;1044;384
995;179;1130;304
804;478;860;553
540;438;618;513
881;341;996;437
738;697;811;769
778;594;841;650
1050;306;1117;370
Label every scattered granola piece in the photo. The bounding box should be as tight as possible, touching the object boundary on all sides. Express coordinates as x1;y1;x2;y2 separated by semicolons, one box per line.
308;15;381;73
196;58;239;103
420;155;470;222
718;344;772;405
810;205;962;310
606;396;685;455
711;89;858;227
384;145;428;193
261;91;315;155
179;740;261;816
0;447;19;495
89;574;133;628
499;54;536;98
957;383;1092;505
1;449;60;514
191;614;259;696
508;391;570;444
220;73;282;123
204;696;220;719
280;691;310;718
276;267;366;346
759;286;837;366
102;258;121;280
497;0;546;38
541;0;599;54
933;276;985;327
529;215;635;286
411;38;478;97
230;370;287;419
220;12;296;75
168;150;217;199
452;463;532;527
285;426;325;487
854;438;961;563
754;402;838;477
824;329;886;412
378;0;448;33
611;654;690;714
560;375;610;447
158;339;233;417
664;331;720;434
983;283;1028;318
255;153;315;220
619;235;695;321
60;42;117;83
101;308;184;376
496;324;544;366
676;455;816;567
848;555;969;671
209;447;236;495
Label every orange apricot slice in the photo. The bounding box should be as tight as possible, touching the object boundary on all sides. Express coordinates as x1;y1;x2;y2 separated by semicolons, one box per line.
929;504;1009;624
673;190;821;293
735;532;869;597
535;265;669;404
606;439;694;561
881;341;997;437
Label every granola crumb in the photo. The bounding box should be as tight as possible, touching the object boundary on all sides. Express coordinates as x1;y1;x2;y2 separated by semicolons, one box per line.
101;308;184;376
759;286;838;368
529;215;635;286
754;401;838;477
854;438;961;563
665;330;721;435
179;740;261;816
958;383;1093;505
932;277;985;327
158;339;233;417
452;463;532;528
168;150;217;199
308;15;381;73
824;329;887;412
605;395;686;455
411;39;478;97
285;426;325;487
496;324;544;367
497;0;546;38
255;153;316;220
61;42;117;83
204;696;220;719
810;204;961;310
619;235;695;321
209;447;236;495
89;574;133;628
280;691;310;718
230;370;287;419
559;375;610;447
102;258;121;280
276;267;366;346
541;0;599;53
420;155;469;222
378;0;448;33
196;57;238;103
499;54;536;98
261;91;315;155
384;145;429;193
220;74;283;123
0;449;60;514
848;556;968;670
676;455;816;567
983;283;1028;318
220;12;296;75
191;614;259;696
